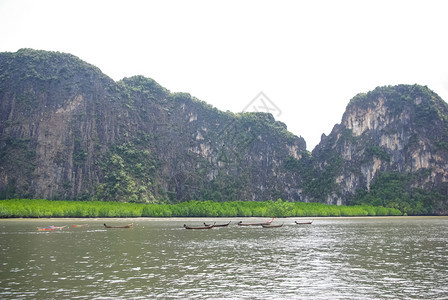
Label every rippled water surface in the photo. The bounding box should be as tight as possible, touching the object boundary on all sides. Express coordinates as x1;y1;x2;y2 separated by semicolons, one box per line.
1;217;447;299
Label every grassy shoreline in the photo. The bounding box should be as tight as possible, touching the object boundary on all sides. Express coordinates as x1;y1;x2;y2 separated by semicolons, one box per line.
0;199;402;218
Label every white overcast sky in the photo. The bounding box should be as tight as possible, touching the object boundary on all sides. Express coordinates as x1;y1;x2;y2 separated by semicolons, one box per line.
1;0;448;150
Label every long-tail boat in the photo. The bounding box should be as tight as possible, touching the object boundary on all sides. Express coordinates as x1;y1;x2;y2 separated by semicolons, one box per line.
295;220;313;225
262;223;283;228
37;227;55;231
184;223;215;230
237;217;274;226
204;221;231;227
71;224;89;227
104;223;134;228
48;225;67;230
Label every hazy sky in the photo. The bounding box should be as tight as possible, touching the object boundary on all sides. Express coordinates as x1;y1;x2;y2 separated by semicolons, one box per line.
1;0;447;150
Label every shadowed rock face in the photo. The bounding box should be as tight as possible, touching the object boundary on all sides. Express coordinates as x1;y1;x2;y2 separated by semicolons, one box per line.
1;49;447;214
0;49;306;203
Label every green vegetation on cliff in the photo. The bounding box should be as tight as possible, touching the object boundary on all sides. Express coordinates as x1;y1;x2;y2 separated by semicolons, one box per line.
94;141;157;203
284;149;343;202
351;172;447;215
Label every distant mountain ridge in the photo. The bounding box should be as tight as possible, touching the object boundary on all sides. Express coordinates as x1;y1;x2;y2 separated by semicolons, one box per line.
0;49;447;214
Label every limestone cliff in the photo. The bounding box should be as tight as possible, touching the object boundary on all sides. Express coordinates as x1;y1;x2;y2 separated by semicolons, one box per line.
0;49;306;203
310;85;448;214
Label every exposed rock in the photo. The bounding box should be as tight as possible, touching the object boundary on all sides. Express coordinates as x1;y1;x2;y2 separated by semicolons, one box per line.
0;49;306;203
311;85;448;214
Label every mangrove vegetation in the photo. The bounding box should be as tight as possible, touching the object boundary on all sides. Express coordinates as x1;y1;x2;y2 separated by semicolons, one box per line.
0;198;402;218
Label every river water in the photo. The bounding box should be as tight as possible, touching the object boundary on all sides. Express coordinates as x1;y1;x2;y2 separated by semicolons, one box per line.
0;217;447;299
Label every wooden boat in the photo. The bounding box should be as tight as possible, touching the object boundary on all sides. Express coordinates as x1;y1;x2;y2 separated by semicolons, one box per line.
104;223;134;228
37;227;55;231
262;223;283;228
238;217;274;226
204;221;231;227
295;220;313;225
184;223;215;230
71;224;89;227
48;225;67;230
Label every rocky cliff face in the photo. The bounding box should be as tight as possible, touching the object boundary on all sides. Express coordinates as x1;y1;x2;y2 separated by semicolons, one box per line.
311;85;448;214
1;49;447;214
0;49;306;203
